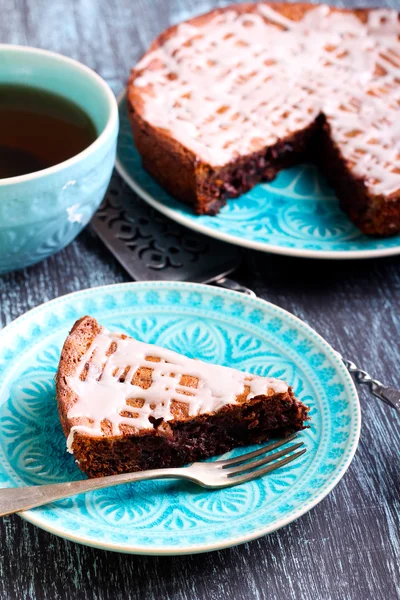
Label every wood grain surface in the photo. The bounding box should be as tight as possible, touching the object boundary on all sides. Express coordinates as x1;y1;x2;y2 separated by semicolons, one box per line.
0;1;400;598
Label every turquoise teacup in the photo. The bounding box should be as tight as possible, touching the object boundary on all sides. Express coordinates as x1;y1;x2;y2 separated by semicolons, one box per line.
0;45;119;274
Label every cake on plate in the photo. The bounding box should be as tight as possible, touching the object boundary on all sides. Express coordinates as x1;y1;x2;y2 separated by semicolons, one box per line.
127;3;400;236
56;316;309;477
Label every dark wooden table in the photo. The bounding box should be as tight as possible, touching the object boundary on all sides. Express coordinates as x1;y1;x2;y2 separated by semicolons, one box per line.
1;1;400;598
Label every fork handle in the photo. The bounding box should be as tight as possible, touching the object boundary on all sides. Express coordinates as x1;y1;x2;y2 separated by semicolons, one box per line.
0;468;185;517
338;354;400;413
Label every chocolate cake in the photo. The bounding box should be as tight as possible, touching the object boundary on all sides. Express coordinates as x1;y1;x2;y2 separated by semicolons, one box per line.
127;3;400;236
56;317;309;478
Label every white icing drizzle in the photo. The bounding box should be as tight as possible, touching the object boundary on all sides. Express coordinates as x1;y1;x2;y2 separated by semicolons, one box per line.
132;5;400;196
66;329;288;451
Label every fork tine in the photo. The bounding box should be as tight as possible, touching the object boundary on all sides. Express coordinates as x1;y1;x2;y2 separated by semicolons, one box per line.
226;448;307;486
225;442;304;476
216;433;298;468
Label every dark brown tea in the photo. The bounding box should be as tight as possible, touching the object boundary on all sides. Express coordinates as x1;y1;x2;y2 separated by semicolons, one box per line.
0;84;97;178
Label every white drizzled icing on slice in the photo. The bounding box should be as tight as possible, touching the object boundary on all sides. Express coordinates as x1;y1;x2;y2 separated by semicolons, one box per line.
66;329;288;451
131;5;400;196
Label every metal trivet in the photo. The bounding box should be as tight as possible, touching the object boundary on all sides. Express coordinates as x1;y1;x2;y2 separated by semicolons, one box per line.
92;174;246;288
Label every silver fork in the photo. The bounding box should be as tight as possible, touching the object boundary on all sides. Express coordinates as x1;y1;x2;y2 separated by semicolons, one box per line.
0;434;305;517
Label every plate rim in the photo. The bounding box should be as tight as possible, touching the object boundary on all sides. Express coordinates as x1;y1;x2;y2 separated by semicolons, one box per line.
116;91;400;261
0;281;361;555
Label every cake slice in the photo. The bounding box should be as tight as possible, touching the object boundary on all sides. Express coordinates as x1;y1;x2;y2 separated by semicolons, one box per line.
56;316;309;478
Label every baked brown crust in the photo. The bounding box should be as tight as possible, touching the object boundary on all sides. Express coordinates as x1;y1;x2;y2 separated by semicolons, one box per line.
56;316;101;440
56;316;309;478
127;3;400;236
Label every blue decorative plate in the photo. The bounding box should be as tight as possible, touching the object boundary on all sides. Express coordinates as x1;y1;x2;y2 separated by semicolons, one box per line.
116;93;400;260
0;282;360;554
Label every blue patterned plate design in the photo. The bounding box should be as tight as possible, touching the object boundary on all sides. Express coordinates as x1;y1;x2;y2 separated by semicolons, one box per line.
0;282;360;554
116;93;400;259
